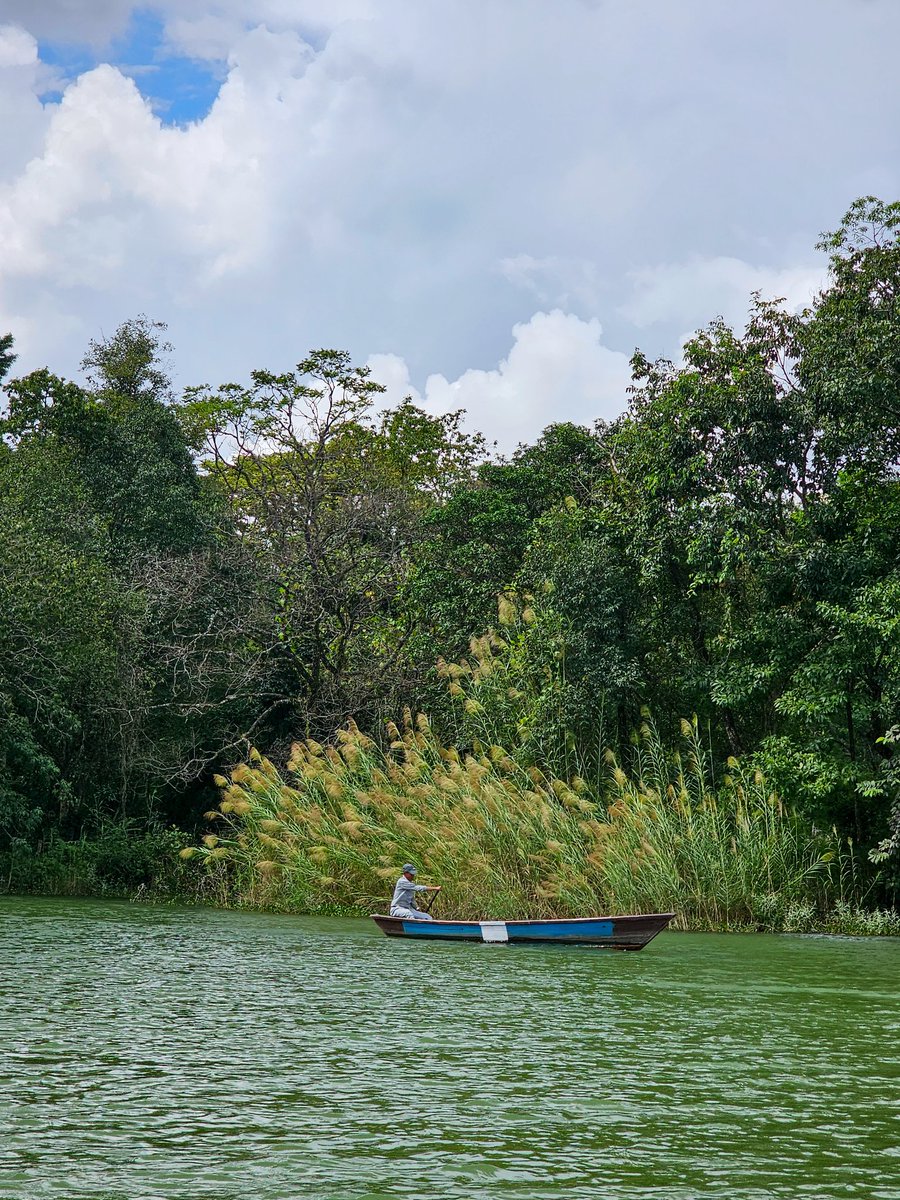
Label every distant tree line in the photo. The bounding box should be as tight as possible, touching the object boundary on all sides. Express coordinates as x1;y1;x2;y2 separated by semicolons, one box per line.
1;197;899;892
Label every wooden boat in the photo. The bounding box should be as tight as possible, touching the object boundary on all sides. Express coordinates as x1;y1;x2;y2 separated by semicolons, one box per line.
370;911;674;949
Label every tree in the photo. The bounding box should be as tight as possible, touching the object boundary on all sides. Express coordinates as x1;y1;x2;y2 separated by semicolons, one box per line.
0;428;126;838
0;321;262;842
179;350;486;738
419;198;900;867
4;328;208;559
403;422;608;676
0;333;15;383
80;317;210;556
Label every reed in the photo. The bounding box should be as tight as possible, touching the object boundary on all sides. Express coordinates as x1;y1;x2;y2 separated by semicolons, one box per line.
184;711;849;929
596;716;839;928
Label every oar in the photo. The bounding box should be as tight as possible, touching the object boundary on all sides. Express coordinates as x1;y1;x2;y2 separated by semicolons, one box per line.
421;886;442;913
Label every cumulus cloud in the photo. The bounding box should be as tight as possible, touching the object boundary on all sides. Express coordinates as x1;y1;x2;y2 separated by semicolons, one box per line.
1;1;899;445
0;23;36;67
0;26;50;180
365;351;417;406
0;21;375;339
369;310;633;451
0;56;272;285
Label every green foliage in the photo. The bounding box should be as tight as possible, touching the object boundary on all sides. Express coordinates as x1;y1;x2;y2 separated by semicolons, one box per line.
0;319;252;848
437;591;600;779
404;423;608;668
822;901;900;936
80;317;210;556
0;333;15;382
400;485;533;698
865;725;900;866
416;199;900;879
0;823;192;899
3;351;207;559
179;350;485;737
0;694;60;842
376;400;487;500
0;438;126;835
81;314;174;406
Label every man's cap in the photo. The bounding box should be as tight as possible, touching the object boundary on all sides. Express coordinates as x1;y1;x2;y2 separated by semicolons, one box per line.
401;863;417;875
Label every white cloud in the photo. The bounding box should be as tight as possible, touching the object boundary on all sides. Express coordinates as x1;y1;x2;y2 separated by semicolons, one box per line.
0;27;50;186
498;254;602;314
0;1;134;45
1;1;899;447
162;14;244;61
369;310;632;451
621;257;827;340
366;351;416;405
0;23;36;67
0;25;348;290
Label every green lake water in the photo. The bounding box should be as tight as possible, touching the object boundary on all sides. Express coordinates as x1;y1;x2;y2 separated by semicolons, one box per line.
1;897;898;1200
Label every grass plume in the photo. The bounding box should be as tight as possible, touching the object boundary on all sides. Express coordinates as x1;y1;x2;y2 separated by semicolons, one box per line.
186;711;861;930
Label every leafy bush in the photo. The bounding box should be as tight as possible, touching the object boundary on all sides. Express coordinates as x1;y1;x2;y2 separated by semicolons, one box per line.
823;901;900;937
0;823;192;900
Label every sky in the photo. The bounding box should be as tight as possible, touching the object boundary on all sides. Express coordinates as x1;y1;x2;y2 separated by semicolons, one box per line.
1;1;899;450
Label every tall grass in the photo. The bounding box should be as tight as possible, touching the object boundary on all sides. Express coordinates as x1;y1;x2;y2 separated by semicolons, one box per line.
599;716;840;928
184;712;852;930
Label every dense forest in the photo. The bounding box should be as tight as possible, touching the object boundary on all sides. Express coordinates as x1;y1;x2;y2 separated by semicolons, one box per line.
2;198;899;922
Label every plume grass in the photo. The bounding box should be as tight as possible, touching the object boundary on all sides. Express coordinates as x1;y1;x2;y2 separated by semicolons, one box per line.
188;711;849;929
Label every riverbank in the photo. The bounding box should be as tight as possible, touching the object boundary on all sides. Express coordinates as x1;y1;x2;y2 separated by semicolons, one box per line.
4;835;899;936
6;718;899;938
0;827;194;905
170;721;900;936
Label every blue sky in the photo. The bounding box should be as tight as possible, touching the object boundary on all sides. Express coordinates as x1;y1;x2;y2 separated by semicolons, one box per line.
38;9;223;124
2;1;900;448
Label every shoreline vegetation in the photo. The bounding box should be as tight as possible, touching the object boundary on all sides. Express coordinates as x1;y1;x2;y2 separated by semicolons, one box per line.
175;711;900;936
2;198;900;935
7;709;898;937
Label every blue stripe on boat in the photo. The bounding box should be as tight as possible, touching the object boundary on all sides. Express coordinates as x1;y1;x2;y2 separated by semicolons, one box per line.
508;920;614;940
398;919;616;940
401;920;483;937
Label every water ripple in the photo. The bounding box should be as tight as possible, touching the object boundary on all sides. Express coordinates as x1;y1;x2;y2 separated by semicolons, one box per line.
0;898;898;1199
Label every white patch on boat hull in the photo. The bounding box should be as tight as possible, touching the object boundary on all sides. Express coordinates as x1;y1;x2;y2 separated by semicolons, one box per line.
479;921;509;943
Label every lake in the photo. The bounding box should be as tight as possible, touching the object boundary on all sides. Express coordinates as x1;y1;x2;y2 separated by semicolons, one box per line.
1;896;897;1199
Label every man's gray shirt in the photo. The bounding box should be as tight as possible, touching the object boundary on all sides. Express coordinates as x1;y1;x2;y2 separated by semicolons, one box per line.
390;876;427;913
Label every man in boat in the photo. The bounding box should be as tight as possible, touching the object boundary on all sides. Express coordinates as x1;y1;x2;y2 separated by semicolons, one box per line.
389;864;440;921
